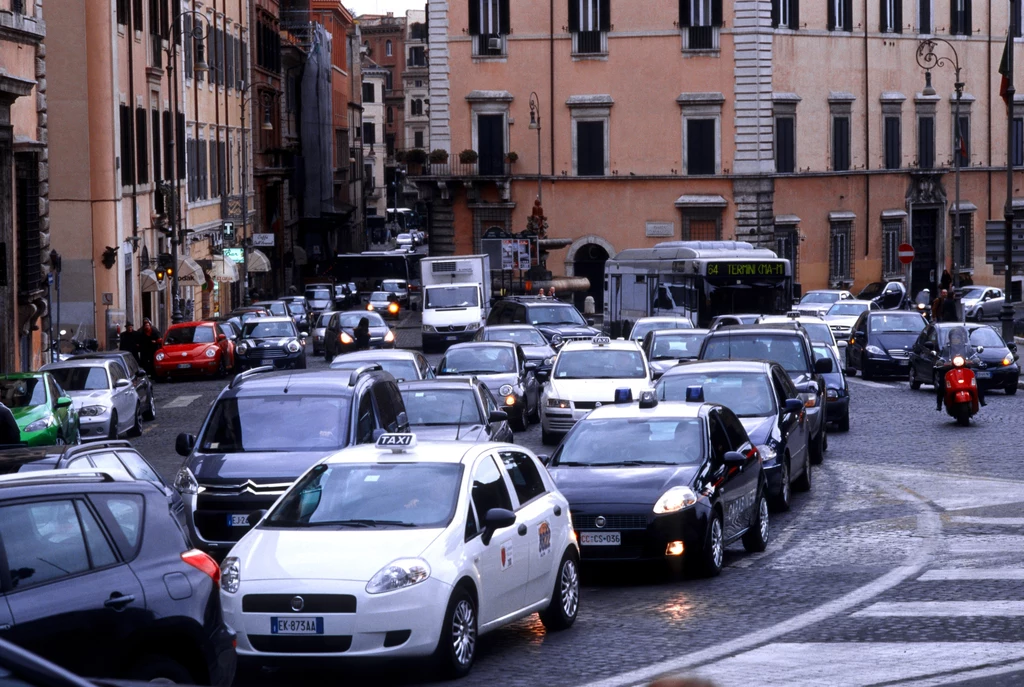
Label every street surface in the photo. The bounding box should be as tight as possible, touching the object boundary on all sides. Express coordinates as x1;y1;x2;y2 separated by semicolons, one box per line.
134;320;1024;687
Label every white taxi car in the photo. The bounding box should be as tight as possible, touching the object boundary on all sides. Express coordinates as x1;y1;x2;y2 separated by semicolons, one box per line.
539;335;653;445
220;434;579;678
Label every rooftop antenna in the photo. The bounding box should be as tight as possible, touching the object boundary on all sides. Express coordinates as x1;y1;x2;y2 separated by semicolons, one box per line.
455;400;465;441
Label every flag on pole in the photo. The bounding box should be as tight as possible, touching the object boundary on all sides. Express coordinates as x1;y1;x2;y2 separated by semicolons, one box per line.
999;32;1012;111
957;118;968;161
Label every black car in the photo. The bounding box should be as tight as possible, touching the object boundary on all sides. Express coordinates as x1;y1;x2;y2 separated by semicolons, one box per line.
812;344;851;431
846;310;928;379
909;322;1021;393
330;349;435;381
657;360;811;511
398;378;513;443
486;296;600;347
547;395;769;577
699;323;831;465
173;366;409;552
323;310;396;361
280;297;311;333
0;470;236;684
70;351;155;421
642;328;710;378
438;342;540;431
475;324;557;373
234;317;307;371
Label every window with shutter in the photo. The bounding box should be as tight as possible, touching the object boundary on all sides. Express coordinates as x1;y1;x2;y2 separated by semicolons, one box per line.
775;116;795;173
176;113;186;180
571;0;608;54
687;119;716;175
14;153;41;296
881;219;904;278
682;0;721;49
883;116;901;170
832;116;850;171
950;0;970;35
198;139;208;200
575;120;605;176
363;83;375;103
364;123;376;146
133;0;143;32
151;109;161;182
773;0;799;28
829;0;852;30
829;221;852;283
918;0;931;33
209;136;219;198
219;141;226;196
186;139;196;201
120;105;134;187
1014;0;1023;38
414;130;424;148
135;108;149;184
117;0;128;25
472;0;508;55
881;0;901;32
776;224;799;281
918;115;935;168
1013;117;1024;167
954;115;970;167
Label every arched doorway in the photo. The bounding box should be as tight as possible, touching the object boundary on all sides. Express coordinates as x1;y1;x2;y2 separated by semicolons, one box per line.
571;242;610;312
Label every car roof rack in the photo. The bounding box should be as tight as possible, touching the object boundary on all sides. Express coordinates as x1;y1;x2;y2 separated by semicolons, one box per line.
348;363;383;386
63;440;133;457
229;365;276;388
0;469;132;487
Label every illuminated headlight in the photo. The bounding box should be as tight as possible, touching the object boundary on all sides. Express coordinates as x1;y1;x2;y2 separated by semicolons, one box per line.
79;405;107;417
653;486;698;514
422;325;436;333
205;348;217;358
505;394;516;405
366;558;431;594
952;355;966;368
544;356;555;366
826;388;839;400
286;341;301;353
340;332;354;344
865;345;886;357
173;467;202;495
547;398;570;409
384;330;396;343
1003;354;1014;367
155;352;166;361
499;384;514;396
755;444;777;462
220;557;240;593
367;304;375;311
236;343;249;355
24;417;54;433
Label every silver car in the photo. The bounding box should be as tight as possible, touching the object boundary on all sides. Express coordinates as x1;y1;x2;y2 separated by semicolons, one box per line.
311;310;339;355
960;286;1004;321
41;360;142;440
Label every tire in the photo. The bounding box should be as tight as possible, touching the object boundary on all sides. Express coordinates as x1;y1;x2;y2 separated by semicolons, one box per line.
861;361;873;381
528;399;541;423
128;654;195;684
697;511;725;577
909;366;922;390
769;457;791;512
434;587;478;679
742;491;770;553
127;404;143;438
809;426;825;465
955;403;972;426
142;393;156;421
511;404;528;432
791;449;812;492
1007;384;1019;396
838;411;850;432
538;550;580;631
215;358;226;379
108;411;119;440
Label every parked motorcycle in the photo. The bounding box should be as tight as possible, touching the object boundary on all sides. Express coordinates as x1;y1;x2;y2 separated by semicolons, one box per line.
935;326;982;426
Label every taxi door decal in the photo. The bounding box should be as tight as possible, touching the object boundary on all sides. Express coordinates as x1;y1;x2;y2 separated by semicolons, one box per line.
500;541;514;570
538;521;551;558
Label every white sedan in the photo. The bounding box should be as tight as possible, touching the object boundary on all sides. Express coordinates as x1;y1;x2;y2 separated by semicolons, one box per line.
220;434;579;678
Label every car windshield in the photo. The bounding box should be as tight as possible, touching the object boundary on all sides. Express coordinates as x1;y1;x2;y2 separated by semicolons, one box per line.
402;388;484;425
631;319;692;340
870;313;926;333
441;347;516;374
959;287;986;299
316;312;336;327
377;360;420;381
702;335;809;373
287;303;306;315
265;463;462;529
382;280;406;291
306;289;331;301
339;312;386;328
528;305;586;326
0;378;46;408
262;303;287;316
658;372;776;417
827;303;869;317
650;332;708;360
800;322;834;345
487;328;547;346
426;286;479;309
554;349;647;379
802;293;840;304
554;418;704;466
47;367;109;391
961;327;1005;348
370;293;391;303
242;321;296;338
200;396;350;452
165;326;216;345
858;283;883;299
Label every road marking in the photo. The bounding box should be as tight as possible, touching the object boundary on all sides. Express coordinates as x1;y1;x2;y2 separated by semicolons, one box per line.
919;568;1024;581
164;394;201;409
847;377;898;390
949;516;1024;526
895;657;1024;687
684;643;1024;687
943;535;1024;553
853;601;1024;617
864;468;1024;511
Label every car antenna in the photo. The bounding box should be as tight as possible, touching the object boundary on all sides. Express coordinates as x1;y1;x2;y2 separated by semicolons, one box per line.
455;400;465;441
282;372;294;394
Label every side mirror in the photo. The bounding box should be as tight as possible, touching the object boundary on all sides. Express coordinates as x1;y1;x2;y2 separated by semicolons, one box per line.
135;369;147;378
481;507;516;545
586;318;596;326
488;410;509;422
535;369;550;383
396;411;409;431
652;369;664;380
247;509;267;529
723;450;747;468
537;454;551;466
1009;342;1018;355
217;334;228;342
300;332;309;338
56;396;73;409
115;378;132;389
175;433;196;457
783;398;804;414
814;357;833;374
854;330;865;338
524;360;539;371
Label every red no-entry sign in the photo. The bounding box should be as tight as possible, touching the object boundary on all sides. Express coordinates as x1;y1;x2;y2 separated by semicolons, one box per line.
898;243;915;265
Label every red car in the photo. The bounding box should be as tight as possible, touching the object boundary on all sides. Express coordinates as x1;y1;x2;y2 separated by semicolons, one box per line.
154;321;233;380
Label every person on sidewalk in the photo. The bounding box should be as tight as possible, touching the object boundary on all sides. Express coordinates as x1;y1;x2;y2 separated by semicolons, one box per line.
931;289;948;322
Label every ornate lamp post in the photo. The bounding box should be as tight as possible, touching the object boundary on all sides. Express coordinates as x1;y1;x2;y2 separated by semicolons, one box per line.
237;83;274;305
529;92;542;203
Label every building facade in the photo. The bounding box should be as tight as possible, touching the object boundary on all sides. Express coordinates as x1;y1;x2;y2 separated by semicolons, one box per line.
403;9;428;152
359;12;405;164
419;0;1024;303
0;0;49;371
362;58;389;216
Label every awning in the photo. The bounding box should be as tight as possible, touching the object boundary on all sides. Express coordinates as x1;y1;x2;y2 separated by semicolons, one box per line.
293;245;308;266
208;255;239;283
140;269;165;293
248;249;271;273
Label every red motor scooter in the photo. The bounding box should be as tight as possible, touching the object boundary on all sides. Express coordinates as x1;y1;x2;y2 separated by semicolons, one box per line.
940;352;980;426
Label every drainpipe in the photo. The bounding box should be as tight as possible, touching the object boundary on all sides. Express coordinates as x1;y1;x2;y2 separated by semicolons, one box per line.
127;0;139;331
549;0;554;178
863;0;870;261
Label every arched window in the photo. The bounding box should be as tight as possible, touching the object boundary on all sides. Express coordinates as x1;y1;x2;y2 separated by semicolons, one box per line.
387;106;394;124
386;40;393;56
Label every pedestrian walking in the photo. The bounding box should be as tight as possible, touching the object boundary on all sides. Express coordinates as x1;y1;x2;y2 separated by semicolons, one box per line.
932;289;948;322
943;289;959;322
0;401;21;445
119;322;140;363
353;317;371;350
137;318;163;376
940;269;953;293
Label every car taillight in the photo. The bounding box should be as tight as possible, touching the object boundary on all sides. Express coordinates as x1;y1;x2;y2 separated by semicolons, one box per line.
182;549;221;585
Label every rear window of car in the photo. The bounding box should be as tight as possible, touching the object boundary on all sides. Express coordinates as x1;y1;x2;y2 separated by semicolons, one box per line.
701;334;809;373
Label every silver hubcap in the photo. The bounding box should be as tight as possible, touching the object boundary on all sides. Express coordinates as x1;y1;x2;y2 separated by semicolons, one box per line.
781;463;790;504
710;518;723;568
560;559;579;618
451;599;476;666
759;497;770;542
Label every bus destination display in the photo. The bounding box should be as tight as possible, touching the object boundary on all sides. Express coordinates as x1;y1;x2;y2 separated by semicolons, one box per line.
707;261;787;277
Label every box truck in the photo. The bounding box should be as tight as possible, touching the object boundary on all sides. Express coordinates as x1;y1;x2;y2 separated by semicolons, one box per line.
420;255;491;352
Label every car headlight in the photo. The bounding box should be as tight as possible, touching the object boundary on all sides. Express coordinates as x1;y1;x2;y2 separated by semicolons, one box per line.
799;392;818;408
236;343;249;354
544;356;555;366
550;334;563;346
384;330;396;343
24;417;54;433
221;557;240;593
79;405;107;417
155;352;165;361
367;304;375;311
826;388;839;400
547;398;570;409
1003;354;1014;367
422;325;436;333
205;348;217;358
653;486;698;514
340;332;354;344
755;444;777;462
366;558;431;594
499;384;514;396
465;322;480;331
865;345;886;356
286;341;301;353
173;467;202;495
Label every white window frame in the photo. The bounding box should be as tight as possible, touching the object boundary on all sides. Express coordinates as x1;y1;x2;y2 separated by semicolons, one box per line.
883;0;897;32
779;0;792;28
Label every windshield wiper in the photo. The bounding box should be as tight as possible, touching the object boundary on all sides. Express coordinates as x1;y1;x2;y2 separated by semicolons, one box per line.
553;461;589;466
330;519;418;527
601;460;678;466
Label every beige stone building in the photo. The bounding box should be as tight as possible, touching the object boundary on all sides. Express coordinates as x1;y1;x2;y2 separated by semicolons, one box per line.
417;0;1024;304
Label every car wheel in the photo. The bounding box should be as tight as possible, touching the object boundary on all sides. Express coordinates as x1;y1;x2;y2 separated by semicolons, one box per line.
909;365;922;390
839;411;850;432
791;450;812;492
1007;383;1019;396
861;361;873;381
435;587;477;679
54;435;66;446
511;404;528;432
127;404;143;438
742;491;771;553
129;654;195;683
142;393;156;421
108;411;119;439
698;512;725;577
769;458;791;512
216;358;227;379
538;550;580;631
528;398;541;423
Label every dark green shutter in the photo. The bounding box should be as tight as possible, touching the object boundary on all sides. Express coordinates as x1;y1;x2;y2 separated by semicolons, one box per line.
843;0;852;29
792;0;800;28
772;0;780;28
828;0;835;29
599;0;610;31
893;0;902;32
468;0;480;34
499;0;510;34
568;0;579;31
679;0;691;27
711;0;722;26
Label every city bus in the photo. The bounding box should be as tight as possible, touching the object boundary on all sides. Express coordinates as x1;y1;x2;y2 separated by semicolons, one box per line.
604;241;792;334
334;251;424;303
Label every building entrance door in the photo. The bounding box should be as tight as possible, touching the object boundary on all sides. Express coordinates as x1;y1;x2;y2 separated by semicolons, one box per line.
911;208;938;297
477;115;505;176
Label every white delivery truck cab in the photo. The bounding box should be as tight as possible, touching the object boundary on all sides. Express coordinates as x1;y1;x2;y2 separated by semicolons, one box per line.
420;255;492;352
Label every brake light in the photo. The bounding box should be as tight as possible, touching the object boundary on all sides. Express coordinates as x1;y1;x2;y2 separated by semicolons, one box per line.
182;549;221;585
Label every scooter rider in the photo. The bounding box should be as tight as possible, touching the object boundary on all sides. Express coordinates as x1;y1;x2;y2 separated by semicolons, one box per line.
936;326;986;411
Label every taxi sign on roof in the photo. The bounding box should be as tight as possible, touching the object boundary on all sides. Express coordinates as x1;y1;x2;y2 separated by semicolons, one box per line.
593;335;611;346
375;433;417;452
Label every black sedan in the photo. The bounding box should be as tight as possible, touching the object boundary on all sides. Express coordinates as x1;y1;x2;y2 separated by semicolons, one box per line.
234;317;307;370
475;324;557;373
656;360;810;511
547;396;769;577
642;328;710;378
324;310;396;361
437;342;540;431
909;322;1021;394
846;310;927;379
398;378;513;443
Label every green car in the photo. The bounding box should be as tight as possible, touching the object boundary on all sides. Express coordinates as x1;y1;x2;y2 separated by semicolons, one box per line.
0;373;80;446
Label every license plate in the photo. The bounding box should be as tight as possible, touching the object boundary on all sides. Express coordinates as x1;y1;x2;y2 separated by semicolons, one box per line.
899;360;909;366
260;360;271;367
580;531;621;546
271;617;323;635
977;371;992;379
445;336;457;341
226;514;250;527
177;363;191;369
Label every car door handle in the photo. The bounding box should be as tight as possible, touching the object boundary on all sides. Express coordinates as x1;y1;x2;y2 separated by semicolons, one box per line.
517;524;528;536
104;593;136;610
553;505;562;517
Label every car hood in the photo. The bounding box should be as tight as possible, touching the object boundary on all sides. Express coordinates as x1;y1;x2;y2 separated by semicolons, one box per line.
187;451;336;483
470;372;521;391
66;389;113;407
794;303;830;314
160;343;217;357
869;332;920;351
825;315;859;328
548;378;651;402
549;465;699;505
236;527;446;582
536;325;600;340
520;344;556;360
12;404;48;427
737;415;777;445
409;424;489;442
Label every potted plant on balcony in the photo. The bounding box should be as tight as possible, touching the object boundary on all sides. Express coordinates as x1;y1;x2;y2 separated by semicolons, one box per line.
394;149;407;163
505;151;519;164
429;148;449;164
459;149;478;164
405;148;428;173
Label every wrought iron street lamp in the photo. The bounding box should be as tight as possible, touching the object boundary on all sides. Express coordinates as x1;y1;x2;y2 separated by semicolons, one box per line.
529;92;542;203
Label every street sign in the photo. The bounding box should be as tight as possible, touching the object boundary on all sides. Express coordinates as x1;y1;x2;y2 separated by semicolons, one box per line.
222;222;234;240
898;243;915;265
252;233;275;247
223;248;244;263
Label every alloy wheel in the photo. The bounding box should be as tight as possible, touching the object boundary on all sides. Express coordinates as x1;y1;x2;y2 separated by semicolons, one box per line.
781;462;790;506
759;496;770;542
560;559;579;618
451;599;476;666
710;518;724;569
